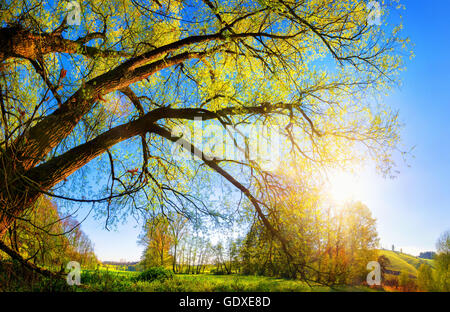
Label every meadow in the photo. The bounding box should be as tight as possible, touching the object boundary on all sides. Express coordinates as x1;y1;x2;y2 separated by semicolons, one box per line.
75;249;436;292
78;269;380;292
0;249;436;292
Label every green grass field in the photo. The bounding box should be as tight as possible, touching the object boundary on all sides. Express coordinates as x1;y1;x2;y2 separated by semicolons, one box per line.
378;250;435;278
78;269;379;292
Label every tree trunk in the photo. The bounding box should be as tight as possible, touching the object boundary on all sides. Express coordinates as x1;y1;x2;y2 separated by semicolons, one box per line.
172;245;177;273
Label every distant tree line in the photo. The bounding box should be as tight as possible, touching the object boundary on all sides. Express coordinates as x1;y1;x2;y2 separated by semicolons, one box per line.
239;200;378;285
139;199;380;286
419;251;436;260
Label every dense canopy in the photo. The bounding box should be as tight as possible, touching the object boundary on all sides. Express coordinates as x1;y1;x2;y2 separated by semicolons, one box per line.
0;0;409;264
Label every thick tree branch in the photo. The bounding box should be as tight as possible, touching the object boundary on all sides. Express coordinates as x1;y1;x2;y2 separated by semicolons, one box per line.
11;50;213;171
0;27;129;61
21;99;321;191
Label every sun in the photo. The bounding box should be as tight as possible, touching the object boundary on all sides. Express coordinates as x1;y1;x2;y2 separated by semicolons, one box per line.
327;170;363;204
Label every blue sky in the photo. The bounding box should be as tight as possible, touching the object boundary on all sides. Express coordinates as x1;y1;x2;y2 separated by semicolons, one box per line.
369;0;450;255
78;0;450;261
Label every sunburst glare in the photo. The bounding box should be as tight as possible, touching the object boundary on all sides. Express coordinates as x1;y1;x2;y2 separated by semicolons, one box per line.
327;170;365;204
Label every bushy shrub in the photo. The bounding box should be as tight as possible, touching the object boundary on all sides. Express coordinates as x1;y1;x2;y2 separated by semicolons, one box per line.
210;269;226;275
399;271;417;292
137;267;174;282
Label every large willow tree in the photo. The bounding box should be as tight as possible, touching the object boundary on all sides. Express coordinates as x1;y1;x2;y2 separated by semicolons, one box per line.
0;0;409;264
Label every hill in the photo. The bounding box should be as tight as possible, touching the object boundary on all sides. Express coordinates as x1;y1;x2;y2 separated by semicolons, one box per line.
378;250;435;278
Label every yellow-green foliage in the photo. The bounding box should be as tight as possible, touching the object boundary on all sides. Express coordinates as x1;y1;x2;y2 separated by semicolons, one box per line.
417;263;434;291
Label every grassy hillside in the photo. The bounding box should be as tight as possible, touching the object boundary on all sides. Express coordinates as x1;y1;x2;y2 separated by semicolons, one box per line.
378;250;435;278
